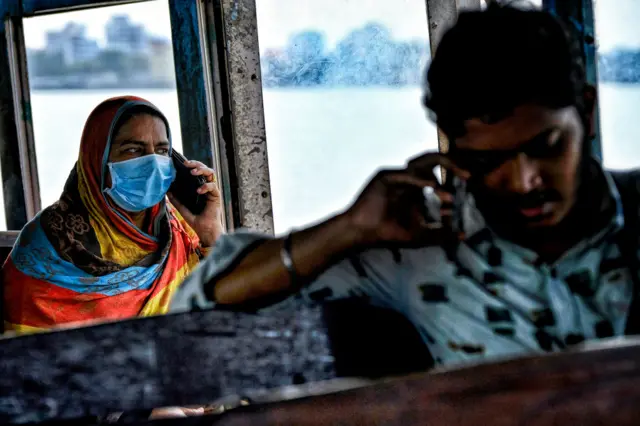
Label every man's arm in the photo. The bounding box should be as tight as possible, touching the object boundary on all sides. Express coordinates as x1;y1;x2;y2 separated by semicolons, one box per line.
177;153;469;308
214;213;361;304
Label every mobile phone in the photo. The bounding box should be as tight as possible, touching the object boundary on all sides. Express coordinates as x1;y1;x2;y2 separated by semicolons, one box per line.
169;149;208;215
441;171;466;261
442;172;466;235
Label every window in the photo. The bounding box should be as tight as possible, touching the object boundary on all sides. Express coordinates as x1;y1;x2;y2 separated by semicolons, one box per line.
257;0;437;233
595;0;640;169
24;0;182;209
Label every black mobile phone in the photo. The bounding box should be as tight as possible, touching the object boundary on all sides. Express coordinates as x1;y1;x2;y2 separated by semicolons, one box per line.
169;149;208;215
442;171;466;235
441;171;466;261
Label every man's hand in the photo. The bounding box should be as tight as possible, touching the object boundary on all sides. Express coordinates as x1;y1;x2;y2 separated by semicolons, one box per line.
167;160;224;247
211;151;469;305
344;151;470;248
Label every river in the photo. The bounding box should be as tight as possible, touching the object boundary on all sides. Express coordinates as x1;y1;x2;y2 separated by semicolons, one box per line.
1;84;638;232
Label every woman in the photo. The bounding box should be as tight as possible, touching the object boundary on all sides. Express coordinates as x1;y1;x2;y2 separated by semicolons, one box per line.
2;96;224;334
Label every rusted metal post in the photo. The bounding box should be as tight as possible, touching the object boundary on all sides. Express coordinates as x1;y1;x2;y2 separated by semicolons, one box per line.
218;0;273;234
425;0;481;159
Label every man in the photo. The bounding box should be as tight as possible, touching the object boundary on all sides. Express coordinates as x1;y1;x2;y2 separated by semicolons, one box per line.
171;4;638;367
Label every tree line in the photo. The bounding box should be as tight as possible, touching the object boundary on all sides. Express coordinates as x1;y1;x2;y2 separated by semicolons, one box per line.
261;23;429;88
262;23;640;87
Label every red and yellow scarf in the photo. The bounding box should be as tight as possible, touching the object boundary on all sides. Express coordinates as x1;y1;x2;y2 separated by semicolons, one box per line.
3;96;202;334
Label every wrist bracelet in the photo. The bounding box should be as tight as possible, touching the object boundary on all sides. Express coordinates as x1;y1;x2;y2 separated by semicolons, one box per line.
280;232;298;286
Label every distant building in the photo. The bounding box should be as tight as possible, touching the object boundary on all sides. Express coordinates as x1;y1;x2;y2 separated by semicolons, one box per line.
105;15;149;55
149;37;176;86
44;23;99;66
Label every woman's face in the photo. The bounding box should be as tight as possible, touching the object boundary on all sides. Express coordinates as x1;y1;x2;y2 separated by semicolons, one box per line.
108;113;170;163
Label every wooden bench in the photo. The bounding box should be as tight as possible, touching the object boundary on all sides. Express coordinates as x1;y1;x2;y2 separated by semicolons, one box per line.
2;295;640;425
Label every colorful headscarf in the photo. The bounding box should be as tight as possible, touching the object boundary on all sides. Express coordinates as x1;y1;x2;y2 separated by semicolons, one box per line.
3;96;203;334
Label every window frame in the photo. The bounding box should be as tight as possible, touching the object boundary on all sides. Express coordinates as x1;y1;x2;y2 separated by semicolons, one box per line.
0;1;33;235
0;0;606;239
212;0;273;234
224;0;606;231
426;0;482;168
0;0;615;420
543;0;602;160
0;0;234;243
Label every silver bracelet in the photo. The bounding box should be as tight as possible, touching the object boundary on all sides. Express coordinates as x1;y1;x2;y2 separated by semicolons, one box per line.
280;232;298;285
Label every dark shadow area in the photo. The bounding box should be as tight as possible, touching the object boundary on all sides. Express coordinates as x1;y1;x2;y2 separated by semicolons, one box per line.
321;299;434;378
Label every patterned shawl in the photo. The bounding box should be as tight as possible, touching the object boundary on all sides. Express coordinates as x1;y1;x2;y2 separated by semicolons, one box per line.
3;96;202;334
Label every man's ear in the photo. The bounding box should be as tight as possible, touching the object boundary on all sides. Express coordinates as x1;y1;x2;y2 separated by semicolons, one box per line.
583;84;598;140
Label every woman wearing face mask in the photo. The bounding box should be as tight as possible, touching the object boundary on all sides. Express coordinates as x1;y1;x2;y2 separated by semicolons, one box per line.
2;96;224;334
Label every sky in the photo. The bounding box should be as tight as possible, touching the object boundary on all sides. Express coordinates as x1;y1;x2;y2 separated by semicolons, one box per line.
23;0;640;52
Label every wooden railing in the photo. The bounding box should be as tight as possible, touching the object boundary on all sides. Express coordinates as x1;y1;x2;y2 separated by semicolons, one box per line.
199;338;640;426
2;302;640;425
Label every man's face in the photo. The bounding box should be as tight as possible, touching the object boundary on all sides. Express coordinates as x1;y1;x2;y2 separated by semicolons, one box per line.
451;104;585;231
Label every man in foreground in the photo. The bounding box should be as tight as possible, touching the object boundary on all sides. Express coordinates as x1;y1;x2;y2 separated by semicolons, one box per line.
171;4;639;367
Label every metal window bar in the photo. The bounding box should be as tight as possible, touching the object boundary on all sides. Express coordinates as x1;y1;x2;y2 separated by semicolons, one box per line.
425;0;481;181
542;0;602;160
216;0;273;234
21;0;141;15
167;0;230;230
5;17;41;221
0;0;230;231
0;2;29;231
200;0;242;231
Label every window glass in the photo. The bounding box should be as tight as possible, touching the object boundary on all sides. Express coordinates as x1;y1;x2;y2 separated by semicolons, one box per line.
595;0;640;169
24;0;181;209
257;0;436;233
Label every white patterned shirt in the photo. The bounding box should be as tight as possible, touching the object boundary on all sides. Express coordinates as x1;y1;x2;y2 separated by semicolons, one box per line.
171;166;633;367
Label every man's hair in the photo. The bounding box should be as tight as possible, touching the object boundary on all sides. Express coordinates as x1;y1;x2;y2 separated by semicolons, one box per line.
423;3;587;143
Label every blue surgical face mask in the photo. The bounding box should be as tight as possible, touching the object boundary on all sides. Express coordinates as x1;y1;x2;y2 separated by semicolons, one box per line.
104;154;176;212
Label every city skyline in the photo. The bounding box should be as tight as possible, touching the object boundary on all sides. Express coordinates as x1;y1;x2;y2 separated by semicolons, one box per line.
27;13;176;90
22;0;640;53
34;15;171;52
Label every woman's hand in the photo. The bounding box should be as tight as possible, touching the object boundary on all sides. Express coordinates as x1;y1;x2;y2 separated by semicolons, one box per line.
167;160;224;247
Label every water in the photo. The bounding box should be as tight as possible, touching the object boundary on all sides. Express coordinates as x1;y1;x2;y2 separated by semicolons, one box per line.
599;84;640;170
263;87;438;233
0;84;638;232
